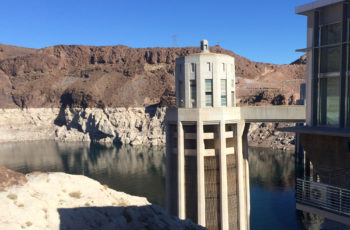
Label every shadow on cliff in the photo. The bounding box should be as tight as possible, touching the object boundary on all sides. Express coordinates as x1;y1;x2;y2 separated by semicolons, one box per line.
54;92;114;142
54;92;73;126
58;205;204;230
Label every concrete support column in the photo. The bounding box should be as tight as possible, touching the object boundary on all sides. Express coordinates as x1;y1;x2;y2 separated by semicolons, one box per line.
197;120;206;226
235;122;249;230
219;120;229;230
166;122;171;214
243;123;250;230
178;121;185;219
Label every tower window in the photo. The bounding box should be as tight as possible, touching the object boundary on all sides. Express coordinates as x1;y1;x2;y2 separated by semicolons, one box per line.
222;63;225;71
205;79;213;107
191;63;195;72
207;62;211;71
221;79;227;106
178;64;182;73
179;80;184;108
190;80;196;108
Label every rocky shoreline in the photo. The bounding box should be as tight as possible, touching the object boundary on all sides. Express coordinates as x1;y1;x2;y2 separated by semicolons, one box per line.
0;107;296;150
0;167;204;230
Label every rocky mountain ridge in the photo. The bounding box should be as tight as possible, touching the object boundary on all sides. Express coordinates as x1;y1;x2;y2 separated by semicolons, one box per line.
0;43;306;109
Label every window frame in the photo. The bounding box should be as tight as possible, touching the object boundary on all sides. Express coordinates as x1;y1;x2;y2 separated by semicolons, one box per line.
315;21;344;127
205;79;213;107
220;79;227;106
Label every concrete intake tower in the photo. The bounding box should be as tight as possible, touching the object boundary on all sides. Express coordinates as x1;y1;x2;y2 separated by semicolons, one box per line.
165;40;250;230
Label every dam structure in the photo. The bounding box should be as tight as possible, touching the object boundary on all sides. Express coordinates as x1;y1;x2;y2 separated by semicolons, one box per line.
165;40;305;230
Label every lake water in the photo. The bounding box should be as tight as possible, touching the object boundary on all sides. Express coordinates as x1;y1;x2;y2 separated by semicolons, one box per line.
0;141;346;230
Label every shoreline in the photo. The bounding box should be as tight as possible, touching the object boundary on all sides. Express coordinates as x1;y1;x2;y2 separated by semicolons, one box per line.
0;107;296;150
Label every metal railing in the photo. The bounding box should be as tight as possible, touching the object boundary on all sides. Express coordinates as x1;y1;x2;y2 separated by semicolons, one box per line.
296;178;350;217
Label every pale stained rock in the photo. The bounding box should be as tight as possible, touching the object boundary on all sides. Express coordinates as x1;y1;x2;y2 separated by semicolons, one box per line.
0;107;166;145
0;171;205;230
0;108;293;149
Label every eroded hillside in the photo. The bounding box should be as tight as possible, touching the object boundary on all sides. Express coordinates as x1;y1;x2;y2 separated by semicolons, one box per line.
0;44;306;108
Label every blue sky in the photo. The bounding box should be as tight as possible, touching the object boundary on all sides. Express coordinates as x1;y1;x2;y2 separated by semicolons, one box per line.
0;0;310;64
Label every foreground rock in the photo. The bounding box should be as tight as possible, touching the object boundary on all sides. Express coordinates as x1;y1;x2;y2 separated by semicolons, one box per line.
0;168;205;230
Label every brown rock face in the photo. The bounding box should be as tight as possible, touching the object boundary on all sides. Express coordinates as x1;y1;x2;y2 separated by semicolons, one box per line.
0;166;27;191
0;44;306;108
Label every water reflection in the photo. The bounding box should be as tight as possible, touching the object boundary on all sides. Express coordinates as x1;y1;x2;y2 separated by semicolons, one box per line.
0;141;166;205
0;141;347;229
249;147;295;190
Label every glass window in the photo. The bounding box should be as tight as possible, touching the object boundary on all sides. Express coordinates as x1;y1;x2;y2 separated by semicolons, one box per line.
320;23;341;46
179;80;184;108
178;64;182;73
190;80;196;108
347;76;350;126
318;77;340;126
191;63;195;72
320;46;341;73
221;79;227;106
207;62;211;71
231;91;235;107
205;79;213;107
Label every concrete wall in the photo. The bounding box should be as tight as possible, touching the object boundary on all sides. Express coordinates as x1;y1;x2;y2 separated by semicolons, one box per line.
175;52;235;109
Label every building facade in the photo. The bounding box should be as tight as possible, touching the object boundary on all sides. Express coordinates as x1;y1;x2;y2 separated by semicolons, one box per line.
293;0;350;225
296;0;350;130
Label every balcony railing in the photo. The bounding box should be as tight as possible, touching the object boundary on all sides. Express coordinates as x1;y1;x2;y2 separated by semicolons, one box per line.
296;178;350;217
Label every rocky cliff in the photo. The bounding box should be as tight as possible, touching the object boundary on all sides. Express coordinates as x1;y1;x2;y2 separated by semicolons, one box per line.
0;167;204;230
0;44;305;109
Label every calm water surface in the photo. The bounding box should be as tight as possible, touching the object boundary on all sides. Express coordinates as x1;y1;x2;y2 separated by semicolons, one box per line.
0;141;346;230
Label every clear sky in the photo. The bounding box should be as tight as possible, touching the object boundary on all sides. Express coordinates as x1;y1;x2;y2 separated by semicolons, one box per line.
0;0;311;64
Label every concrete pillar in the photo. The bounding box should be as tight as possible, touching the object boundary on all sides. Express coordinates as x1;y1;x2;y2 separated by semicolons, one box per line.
219;120;229;230
178;121;185;219
243;123;250;230
166;122;171;214
197;120;206;226
235;122;249;230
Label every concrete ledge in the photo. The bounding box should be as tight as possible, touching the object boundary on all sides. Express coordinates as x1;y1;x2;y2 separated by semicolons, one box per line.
166;106;306;123
278;126;350;137
295;0;344;15
296;203;350;225
239;106;306;122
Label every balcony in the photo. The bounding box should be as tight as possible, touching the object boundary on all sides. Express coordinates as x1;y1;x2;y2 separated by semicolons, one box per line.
296;178;350;219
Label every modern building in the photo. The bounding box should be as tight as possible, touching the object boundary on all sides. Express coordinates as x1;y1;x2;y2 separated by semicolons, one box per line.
165;40;250;230
290;0;350;224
